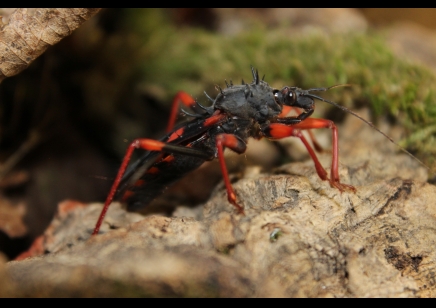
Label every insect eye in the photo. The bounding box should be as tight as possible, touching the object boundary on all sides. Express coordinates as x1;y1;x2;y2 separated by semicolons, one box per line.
288;90;296;103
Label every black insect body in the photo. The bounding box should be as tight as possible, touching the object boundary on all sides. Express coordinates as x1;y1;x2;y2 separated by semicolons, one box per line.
92;67;356;235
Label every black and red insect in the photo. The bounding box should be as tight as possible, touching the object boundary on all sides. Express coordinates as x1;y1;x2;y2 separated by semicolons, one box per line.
92;66;357;235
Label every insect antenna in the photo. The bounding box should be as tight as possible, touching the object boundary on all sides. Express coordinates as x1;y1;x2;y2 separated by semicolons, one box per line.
307;84;353;92
241;79;245;85
225;80;230;88
306;89;430;171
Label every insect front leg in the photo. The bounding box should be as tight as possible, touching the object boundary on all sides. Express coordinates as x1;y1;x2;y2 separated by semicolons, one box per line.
215;134;247;214
263;119;356;192
278;106;324;153
92;138;213;236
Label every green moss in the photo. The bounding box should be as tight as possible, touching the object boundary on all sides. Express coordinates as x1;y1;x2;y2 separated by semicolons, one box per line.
120;9;436;171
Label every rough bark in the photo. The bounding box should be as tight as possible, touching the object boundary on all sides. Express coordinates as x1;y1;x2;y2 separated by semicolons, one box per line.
3;114;435;297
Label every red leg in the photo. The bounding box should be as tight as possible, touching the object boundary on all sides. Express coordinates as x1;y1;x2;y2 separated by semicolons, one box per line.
167;91;197;132
215;134;247;214
265;124;329;183
265;119;355;192
278;106;324;152
92;138;213;235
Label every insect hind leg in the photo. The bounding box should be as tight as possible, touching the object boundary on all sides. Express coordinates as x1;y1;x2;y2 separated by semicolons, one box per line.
92;138;214;236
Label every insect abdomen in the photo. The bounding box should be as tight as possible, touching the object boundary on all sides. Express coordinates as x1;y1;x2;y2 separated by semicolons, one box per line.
122;154;206;211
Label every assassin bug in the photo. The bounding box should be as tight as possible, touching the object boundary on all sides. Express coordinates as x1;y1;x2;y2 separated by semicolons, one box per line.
92;66;425;235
